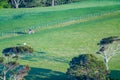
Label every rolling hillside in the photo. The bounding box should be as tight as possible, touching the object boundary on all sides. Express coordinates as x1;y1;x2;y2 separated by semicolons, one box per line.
0;1;120;80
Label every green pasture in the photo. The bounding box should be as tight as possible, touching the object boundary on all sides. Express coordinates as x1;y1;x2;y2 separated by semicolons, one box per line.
0;0;120;33
0;0;120;80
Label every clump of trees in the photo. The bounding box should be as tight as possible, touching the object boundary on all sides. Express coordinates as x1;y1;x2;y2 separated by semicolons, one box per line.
0;0;84;8
66;54;107;80
0;45;33;80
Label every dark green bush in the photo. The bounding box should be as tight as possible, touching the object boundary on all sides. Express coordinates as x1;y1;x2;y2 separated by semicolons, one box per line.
2;45;34;56
67;54;107;80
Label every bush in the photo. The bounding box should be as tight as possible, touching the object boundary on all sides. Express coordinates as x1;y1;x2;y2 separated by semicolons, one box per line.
66;54;107;80
2;45;34;56
0;0;11;8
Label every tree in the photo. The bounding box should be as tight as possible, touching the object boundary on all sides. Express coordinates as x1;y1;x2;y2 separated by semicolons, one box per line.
0;45;33;80
97;36;120;72
10;0;24;8
66;54;106;80
0;57;30;80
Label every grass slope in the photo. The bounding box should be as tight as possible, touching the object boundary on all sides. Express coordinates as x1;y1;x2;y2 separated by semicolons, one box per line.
0;1;120;80
0;1;120;33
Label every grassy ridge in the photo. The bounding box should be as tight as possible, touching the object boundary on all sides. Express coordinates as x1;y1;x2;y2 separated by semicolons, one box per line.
0;1;120;80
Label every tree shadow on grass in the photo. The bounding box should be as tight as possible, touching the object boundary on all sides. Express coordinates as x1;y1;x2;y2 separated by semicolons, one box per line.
20;51;47;62
22;51;69;63
6;31;26;35
35;51;47;54
110;70;120;80
35;51;69;63
25;67;68;80
15;31;27;34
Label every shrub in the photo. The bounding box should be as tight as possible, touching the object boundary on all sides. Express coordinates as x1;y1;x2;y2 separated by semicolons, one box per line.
66;54;107;80
2;45;34;56
0;0;11;8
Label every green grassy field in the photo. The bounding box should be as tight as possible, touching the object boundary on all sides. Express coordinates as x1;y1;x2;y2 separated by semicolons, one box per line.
0;1;120;80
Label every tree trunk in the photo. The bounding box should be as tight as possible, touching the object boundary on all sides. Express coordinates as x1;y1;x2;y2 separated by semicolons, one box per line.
15;4;19;8
103;52;109;72
105;60;109;71
52;0;55;6
4;76;6;80
102;52;110;76
3;71;6;80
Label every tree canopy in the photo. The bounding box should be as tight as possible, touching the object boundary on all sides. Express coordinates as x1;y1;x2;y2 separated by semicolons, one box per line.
0;45;32;80
0;0;11;8
66;54;106;80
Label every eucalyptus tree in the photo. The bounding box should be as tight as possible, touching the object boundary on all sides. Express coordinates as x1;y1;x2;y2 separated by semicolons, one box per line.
0;45;33;80
97;36;120;72
0;57;30;80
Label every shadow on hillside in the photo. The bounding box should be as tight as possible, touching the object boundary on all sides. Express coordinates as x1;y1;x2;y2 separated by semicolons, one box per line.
21;51;47;61
21;50;69;63
35;51;47;54
110;70;120;80
6;31;26;35
25;67;68;80
15;31;27;34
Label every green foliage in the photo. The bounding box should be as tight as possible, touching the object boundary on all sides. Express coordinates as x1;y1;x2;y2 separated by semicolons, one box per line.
0;56;30;80
67;54;106;80
8;0;84;8
0;57;4;63
0;0;11;8
0;46;31;80
2;45;34;56
98;36;120;45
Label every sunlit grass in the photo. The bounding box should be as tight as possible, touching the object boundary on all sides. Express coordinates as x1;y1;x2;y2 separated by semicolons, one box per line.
0;1;120;80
